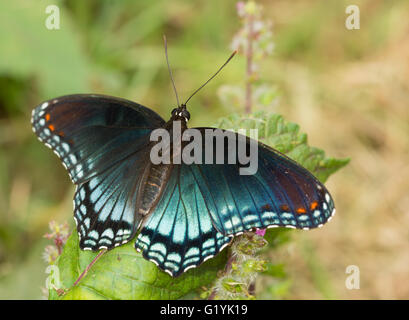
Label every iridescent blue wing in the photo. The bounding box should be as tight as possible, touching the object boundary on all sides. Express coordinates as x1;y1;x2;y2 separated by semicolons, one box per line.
73;144;150;250
134;164;232;277
32;94;166;249
135;128;334;276
193;128;335;235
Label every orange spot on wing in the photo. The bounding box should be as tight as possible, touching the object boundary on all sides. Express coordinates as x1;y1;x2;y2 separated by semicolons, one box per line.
45;113;50;121
296;207;306;214
310;201;318;210
48;124;55;131
58;131;64;137
280;204;290;212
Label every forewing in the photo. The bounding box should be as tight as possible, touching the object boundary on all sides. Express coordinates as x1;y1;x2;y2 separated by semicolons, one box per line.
32;94;165;250
31;94;165;183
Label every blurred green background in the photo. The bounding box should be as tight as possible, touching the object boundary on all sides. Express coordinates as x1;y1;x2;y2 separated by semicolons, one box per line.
1;0;409;299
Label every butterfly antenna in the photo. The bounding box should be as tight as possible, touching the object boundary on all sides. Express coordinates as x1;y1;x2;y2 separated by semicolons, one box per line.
184;50;237;106
163;35;181;107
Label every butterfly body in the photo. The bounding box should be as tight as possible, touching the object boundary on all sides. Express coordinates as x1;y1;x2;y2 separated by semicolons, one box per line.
138;163;172;216
137;112;190;217
32;94;335;276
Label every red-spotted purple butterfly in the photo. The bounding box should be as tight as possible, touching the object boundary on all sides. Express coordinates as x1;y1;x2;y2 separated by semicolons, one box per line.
31;47;335;277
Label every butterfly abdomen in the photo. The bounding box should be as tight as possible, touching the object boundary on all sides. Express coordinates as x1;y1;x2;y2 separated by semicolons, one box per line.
138;163;173;216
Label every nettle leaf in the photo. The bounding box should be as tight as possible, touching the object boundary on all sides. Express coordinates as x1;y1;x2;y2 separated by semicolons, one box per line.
50;231;227;300
214;111;349;183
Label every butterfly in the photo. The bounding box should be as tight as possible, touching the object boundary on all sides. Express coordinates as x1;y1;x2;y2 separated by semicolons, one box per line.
31;50;335;277
31;93;335;276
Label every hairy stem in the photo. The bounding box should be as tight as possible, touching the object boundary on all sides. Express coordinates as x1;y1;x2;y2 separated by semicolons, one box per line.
208;250;237;300
245;13;254;114
73;249;107;287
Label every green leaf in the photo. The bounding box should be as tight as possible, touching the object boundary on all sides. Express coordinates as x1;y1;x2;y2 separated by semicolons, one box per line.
263;228;292;248
263;263;287;279
214;111;349;183
50;231;227;300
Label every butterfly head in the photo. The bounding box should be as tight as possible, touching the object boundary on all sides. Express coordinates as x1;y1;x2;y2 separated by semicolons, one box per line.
171;104;190;122
163;36;235;125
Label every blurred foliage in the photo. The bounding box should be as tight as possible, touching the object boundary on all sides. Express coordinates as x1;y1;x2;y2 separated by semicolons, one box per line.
1;0;408;299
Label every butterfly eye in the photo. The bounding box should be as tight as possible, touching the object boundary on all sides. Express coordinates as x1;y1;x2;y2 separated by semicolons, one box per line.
181;110;190;121
171;108;178;116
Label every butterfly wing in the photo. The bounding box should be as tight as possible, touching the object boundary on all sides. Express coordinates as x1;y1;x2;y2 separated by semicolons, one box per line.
193;128;335;235
134;164;232;277
135;128;335;276
32;94;166;249
31;94;165;183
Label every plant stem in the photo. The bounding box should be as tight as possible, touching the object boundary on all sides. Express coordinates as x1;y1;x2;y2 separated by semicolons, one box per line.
73;249;107;287
208;250;237;300
248;281;256;295
245;13;254;114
